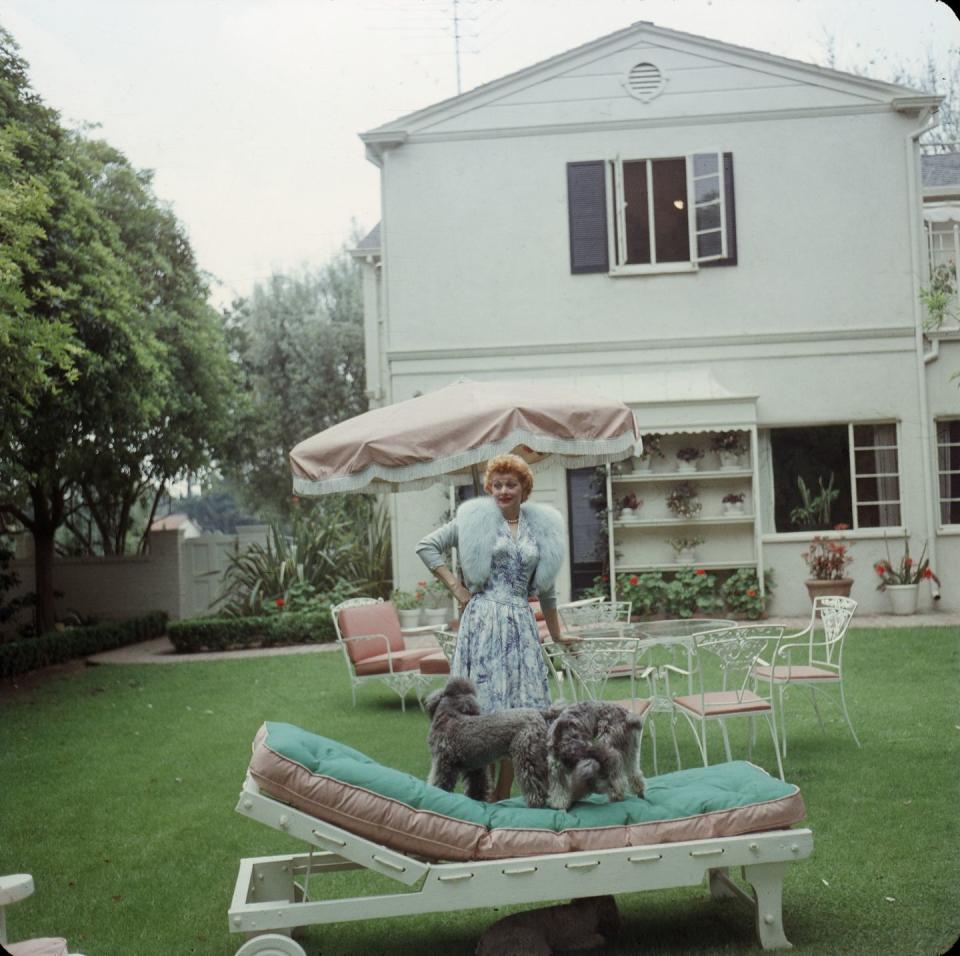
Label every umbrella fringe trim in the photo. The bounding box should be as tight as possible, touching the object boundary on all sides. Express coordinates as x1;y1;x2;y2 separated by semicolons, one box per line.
292;430;640;496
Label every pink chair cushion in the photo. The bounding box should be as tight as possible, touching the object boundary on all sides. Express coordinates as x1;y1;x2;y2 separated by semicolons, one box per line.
611;697;653;717
418;651;451;675
353;647;435;677
7;940;69;956
673;691;771;716
753;664;838;681
338;603;404;662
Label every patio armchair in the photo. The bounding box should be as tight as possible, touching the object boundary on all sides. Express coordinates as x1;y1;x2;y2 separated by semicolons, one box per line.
671;624;786;780
330;598;438;711
0;874;85;956
752;595;860;755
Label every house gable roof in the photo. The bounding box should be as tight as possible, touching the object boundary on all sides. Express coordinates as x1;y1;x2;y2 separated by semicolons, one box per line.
361;20;938;151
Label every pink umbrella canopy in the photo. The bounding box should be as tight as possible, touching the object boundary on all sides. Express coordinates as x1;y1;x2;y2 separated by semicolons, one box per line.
290;379;641;496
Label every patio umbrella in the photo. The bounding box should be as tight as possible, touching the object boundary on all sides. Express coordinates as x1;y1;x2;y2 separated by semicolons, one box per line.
290;378;641;496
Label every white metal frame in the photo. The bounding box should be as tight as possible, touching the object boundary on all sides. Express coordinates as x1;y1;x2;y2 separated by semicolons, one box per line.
228;777;813;955
0;873;86;955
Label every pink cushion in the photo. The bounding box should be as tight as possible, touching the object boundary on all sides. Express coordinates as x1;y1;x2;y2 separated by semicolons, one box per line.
611;697;653;717
418;652;451;675
353;647;435;676
7;940;69;956
753;664;838;681
673;691;771;716
338;603;404;662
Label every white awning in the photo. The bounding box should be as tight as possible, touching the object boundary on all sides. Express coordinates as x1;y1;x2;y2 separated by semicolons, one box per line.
924;203;960;223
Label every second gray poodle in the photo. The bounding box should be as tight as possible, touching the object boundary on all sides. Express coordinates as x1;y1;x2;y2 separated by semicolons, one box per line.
425;677;559;806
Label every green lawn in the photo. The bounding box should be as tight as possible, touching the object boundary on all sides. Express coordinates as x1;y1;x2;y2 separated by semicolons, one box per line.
2;627;959;955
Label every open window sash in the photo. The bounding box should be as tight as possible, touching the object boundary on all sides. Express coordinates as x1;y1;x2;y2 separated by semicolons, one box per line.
687;150;727;263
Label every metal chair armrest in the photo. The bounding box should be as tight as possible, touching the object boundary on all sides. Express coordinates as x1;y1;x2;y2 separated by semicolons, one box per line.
342;633;397;670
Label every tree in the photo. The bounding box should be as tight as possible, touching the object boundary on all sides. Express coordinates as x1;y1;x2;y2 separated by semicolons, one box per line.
224;245;367;519
0;28;237;631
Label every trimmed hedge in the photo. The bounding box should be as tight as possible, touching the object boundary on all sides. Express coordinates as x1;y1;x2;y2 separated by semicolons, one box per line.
0;611;169;680
167;610;334;654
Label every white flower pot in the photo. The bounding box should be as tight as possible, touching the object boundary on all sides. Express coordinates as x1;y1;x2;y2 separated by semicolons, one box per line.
398;608;422;628
423;607;450;626
718;451;740;470
675;548;696;564
634;457;652;472
722;502;745;516
886;584;918;616
677;461;698;473
622;507;642;522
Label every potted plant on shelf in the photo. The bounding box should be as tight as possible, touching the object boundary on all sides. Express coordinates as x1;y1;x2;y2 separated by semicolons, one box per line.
675;446;704;473
711;431;747;469
667;535;705;565
634;432;666;472
415;579;451;625
666;482;702;519
722;492;746;516
618;492;643;521
391;588;422;628
800;526;854;602
873;531;941;615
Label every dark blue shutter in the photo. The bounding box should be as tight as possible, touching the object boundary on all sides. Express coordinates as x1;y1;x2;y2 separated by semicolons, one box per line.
701;153;737;268
567;161;609;274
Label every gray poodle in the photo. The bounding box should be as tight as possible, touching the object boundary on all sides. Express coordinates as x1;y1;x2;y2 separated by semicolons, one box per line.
425;677;559;806
546;700;645;811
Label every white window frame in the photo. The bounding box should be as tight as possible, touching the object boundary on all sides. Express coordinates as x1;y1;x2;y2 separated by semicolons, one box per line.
607;149;727;276
849;422;902;530
936;417;960;527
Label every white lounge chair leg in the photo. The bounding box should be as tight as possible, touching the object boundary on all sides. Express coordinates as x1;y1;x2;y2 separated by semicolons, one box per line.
743;862;793;950
235;933;306;956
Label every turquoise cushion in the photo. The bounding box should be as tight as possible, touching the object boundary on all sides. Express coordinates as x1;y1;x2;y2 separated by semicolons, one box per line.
261;720;800;832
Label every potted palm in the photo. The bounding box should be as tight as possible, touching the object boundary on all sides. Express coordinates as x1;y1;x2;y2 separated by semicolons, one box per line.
801;528;854;602
873;532;940;615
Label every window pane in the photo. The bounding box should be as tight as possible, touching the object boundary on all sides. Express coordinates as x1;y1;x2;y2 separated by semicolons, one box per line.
856;504;902;528
853;423;897;446
651;158;690;263
856;474;899;502
770;426;852;531
693;153;718;176
622;161;651;265
942;499;960;524
855;447;899;474
937;419;960;443
696;203;721;231
697;231;723;258
695;176;721;204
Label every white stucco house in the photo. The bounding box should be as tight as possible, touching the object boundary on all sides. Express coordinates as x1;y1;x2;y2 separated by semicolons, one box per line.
351;21;958;616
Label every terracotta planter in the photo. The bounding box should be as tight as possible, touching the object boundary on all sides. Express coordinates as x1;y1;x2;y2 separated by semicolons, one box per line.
804;578;854;602
885;584;918;615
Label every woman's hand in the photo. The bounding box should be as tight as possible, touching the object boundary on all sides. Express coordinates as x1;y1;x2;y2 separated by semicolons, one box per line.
453;584;472;607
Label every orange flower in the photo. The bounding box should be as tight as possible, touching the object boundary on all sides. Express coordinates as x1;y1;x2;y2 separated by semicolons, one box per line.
746;588;757;597
923;567;934;579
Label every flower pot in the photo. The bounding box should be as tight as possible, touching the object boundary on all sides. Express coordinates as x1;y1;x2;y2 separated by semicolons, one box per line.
613;458;634;475
675;548;696;564
722;502;745;516
718;450;740;470
885;583;919;615
634;457;652;472
423;607;450;627
398;608;422;628
622;507;642;522
804;578;854;603
676;461;698;473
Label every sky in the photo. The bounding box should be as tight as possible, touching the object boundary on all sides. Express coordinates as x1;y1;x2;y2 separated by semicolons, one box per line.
3;0;958;308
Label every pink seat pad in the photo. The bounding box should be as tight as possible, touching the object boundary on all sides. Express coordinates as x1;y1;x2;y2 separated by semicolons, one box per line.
339;603;404;662
418;652;450;675
7;939;69;956
353;647;435;676
674;691;771;716
753;664;838;681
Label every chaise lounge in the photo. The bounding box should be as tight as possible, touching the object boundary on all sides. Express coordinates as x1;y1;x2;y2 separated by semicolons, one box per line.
228;722;813;955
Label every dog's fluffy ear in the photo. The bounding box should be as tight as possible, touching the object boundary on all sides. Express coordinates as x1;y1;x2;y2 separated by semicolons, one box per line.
425;688;444;718
444;677;475;698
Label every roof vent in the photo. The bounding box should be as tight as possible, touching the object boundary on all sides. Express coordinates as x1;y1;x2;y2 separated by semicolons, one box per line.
625;62;663;102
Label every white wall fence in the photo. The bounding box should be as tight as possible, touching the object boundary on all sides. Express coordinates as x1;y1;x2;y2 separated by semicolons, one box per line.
6;525;269;629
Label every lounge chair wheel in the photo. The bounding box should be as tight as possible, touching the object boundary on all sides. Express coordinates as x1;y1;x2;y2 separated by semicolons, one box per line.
234;934;306;956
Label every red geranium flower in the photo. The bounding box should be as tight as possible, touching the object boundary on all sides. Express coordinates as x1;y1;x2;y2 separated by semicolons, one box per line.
629;575;639;585
275;598;285;607
695;569;706;576
923;567;934;579
746;588;757;597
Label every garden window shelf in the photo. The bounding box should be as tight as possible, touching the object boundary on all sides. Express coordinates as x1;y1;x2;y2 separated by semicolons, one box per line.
614;515;755;528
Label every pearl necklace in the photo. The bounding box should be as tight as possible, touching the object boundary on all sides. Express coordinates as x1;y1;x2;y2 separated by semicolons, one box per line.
505;517;520;524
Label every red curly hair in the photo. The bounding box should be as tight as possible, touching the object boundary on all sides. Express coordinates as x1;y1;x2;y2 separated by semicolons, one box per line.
483;453;534;501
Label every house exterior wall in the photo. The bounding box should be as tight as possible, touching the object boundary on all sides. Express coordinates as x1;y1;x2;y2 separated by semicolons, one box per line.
365;26;951;616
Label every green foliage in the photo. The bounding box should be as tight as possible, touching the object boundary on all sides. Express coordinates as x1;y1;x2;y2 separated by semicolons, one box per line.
390;588;420;610
616;572;666;616
0;611;167;679
919;263;956;331
662;568;721;619
214;498;391;617
580;574;611;600
789;474;839;530
222;247;367;520
720;567;775;620
167;610;334;653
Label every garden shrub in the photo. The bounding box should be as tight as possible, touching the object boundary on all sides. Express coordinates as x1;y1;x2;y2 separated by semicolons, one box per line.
0;611;168;679
168;609;334;653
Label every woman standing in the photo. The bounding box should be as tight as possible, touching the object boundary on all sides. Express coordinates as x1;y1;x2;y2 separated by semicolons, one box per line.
416;453;566;800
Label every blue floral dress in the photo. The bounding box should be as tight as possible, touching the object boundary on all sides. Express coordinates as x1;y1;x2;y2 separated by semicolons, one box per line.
451;516;551;714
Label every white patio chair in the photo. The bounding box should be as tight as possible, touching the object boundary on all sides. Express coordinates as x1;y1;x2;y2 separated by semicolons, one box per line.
330;597;438;711
0;874;85;956
752;595;860;755
671;624;786;780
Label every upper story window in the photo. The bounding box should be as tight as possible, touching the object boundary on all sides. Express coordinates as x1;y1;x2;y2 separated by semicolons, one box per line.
566;152;737;276
767;422;902;532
